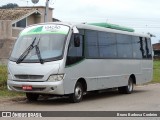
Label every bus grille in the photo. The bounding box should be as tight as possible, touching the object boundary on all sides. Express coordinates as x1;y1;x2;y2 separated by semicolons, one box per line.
14;75;44;79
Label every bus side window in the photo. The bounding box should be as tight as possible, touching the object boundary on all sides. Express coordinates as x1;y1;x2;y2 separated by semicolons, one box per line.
66;34;84;66
140;37;147;58
140;37;152;59
132;36;143;59
116;34;132;59
146;38;152;59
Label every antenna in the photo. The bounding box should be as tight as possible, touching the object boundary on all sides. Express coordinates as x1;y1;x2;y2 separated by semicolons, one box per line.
31;0;39;4
18;0;29;6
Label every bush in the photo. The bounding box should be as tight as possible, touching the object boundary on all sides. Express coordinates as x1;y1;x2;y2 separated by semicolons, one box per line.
152;60;160;83
0;65;7;90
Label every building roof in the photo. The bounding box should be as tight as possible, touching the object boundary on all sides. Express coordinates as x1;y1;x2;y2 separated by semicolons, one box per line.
0;8;41;24
19;6;54;10
153;43;160;50
53;18;61;22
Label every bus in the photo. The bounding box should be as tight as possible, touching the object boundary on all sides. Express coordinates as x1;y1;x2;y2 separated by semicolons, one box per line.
7;22;153;103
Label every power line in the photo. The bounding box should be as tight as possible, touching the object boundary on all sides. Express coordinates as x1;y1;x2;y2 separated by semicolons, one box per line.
17;0;29;6
60;16;160;22
49;0;55;5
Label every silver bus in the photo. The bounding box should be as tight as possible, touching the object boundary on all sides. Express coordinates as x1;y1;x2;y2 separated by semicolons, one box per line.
7;22;153;103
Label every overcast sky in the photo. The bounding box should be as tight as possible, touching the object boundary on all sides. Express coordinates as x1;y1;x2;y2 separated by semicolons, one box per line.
1;0;160;43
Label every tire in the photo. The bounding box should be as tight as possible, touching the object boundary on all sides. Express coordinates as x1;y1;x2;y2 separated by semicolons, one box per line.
118;77;134;94
26;93;39;101
69;82;84;103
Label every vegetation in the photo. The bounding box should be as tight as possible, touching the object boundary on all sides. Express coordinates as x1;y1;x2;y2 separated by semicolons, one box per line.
0;65;24;97
0;61;160;97
0;3;18;9
152;60;160;83
0;65;7;90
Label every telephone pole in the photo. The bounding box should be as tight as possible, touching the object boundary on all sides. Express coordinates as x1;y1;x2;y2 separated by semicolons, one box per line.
44;0;50;22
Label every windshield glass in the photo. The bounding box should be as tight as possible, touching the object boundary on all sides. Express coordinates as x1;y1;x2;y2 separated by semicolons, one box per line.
10;24;70;63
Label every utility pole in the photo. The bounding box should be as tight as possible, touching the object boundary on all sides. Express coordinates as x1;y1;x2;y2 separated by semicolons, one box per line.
44;0;49;22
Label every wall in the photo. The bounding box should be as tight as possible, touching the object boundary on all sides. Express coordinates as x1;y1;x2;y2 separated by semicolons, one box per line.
0;7;54;64
12;27;23;38
0;20;16;64
35;7;53;22
27;14;41;26
0;20;12;39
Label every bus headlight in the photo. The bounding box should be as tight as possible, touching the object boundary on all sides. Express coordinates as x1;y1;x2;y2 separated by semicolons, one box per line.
48;74;64;82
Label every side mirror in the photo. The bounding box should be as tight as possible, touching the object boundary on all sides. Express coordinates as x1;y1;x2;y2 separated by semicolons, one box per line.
74;35;80;47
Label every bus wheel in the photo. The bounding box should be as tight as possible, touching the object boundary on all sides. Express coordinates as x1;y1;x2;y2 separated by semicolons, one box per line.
69;82;84;103
26;93;39;101
118;77;134;94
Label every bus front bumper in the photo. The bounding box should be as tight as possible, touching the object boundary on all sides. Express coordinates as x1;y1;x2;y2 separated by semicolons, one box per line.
7;80;65;95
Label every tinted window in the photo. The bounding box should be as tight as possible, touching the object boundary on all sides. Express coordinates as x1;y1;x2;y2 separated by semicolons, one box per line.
142;37;147;58
146;38;152;59
85;30;151;60
16;18;26;28
98;32;117;58
66;34;84;66
116;34;133;58
139;37;144;58
132;36;143;59
86;30;99;58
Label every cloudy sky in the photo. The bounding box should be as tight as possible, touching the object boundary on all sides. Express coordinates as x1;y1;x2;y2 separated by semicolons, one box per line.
1;0;160;43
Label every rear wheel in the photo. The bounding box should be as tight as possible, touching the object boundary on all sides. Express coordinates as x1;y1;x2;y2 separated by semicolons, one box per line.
26;93;39;101
69;82;84;103
118;77;134;94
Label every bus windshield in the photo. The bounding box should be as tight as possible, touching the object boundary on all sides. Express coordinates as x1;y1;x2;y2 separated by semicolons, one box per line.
10;24;70;63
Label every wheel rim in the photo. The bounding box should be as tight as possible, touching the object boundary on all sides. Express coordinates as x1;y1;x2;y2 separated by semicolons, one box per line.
75;86;82;100
128;79;133;92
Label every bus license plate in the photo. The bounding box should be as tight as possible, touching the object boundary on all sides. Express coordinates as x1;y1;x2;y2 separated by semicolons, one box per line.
22;85;32;90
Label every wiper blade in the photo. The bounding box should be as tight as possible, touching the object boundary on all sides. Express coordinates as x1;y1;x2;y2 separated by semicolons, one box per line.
16;37;36;64
35;38;44;64
35;45;44;64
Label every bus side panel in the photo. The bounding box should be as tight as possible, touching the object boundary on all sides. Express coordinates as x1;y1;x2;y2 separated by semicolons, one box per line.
139;60;153;84
64;61;99;94
92;59;142;89
63;59;146;94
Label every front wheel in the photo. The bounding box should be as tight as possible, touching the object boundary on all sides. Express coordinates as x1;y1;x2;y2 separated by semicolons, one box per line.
69;82;84;103
26;93;39;101
118;77;134;94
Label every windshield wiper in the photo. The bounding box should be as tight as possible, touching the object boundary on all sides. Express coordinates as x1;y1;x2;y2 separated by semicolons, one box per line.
16;37;36;64
35;38;44;64
16;37;44;64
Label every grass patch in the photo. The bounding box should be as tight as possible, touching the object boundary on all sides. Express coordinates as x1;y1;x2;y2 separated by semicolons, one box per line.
0;65;24;97
152;60;160;83
0;89;24;98
0;65;7;90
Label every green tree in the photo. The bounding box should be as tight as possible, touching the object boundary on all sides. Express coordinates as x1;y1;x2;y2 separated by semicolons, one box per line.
0;3;19;9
